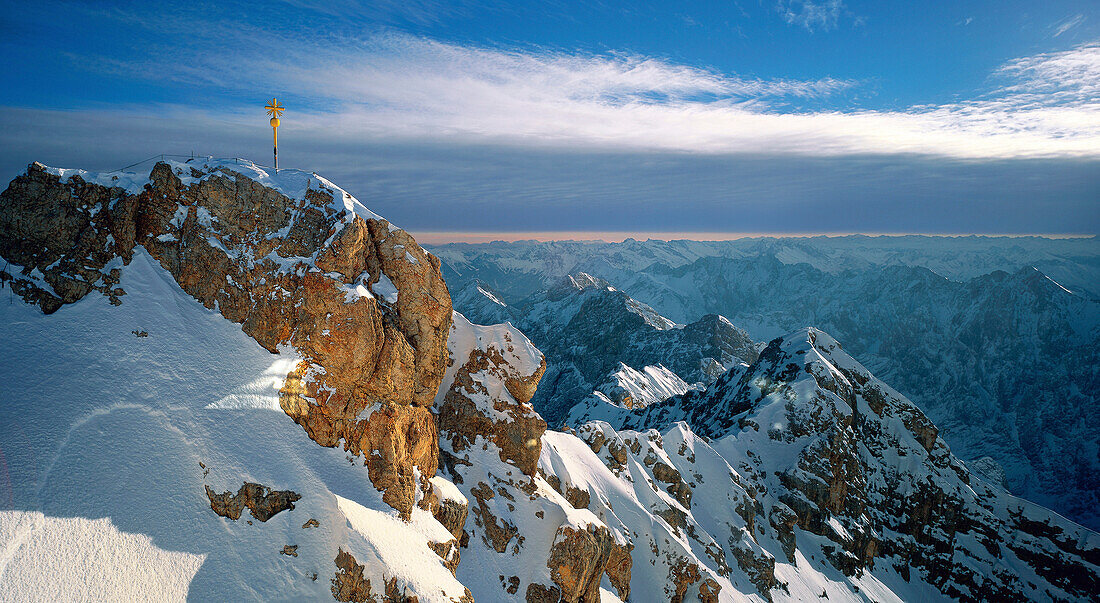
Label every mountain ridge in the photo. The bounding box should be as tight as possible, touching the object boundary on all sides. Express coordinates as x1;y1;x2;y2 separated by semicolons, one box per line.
437;238;1100;530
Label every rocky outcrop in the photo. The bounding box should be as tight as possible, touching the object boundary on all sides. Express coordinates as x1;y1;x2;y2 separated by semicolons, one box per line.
436;312;546;476
331;549;473;603
205;482;301;522
435;313;633;602
542;525;616;603
604;541;633;600
330;549;376;602
0;159;453;518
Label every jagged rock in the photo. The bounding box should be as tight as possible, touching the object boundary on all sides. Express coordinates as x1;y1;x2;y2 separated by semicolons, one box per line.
331;549;374;602
0;159;453;519
545;525;616;603
204;482;301;522
302;518;320;529
669;559;701;603
604;541;633;600
698;577;721;603
437;313;546;476
470;481;520;554
653;460;693;508
524;583;561;602
432;499;469;541
428;538;462;575
564;486;590;510
331;549;470;603
281;545;298;557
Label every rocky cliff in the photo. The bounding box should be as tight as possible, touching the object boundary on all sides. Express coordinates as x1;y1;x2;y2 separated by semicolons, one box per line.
0;158;452;520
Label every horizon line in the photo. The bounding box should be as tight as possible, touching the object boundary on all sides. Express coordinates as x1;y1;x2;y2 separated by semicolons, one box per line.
410;231;1099;245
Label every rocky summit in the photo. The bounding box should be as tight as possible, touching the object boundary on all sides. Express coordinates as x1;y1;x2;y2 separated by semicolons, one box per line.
0;159;1097;602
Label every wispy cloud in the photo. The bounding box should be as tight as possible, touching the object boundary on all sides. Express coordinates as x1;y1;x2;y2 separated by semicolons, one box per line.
992;41;1100;104
1053;14;1086;38
31;5;1100;160
776;0;846;33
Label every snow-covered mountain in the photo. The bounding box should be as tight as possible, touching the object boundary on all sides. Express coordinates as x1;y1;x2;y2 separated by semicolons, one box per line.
554;328;1100;602
2;159;1097;602
452;273;758;425
429;235;1100;304
0;159;465;601
433;239;1100;532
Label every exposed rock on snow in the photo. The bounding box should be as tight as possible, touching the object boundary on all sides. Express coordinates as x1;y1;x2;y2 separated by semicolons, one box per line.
204;482;301;522
437;312;548;476
435;312;632;602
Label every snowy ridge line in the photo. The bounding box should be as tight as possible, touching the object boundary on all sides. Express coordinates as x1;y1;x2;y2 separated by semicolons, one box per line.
39;155;382;224
112;153;282;174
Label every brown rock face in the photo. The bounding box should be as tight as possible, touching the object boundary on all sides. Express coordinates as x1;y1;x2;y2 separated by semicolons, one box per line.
0;160;453;518
331;549;377;602
437;313;547;476
604;541;633;600
0;163;134;312
542;525;617;603
432;498;469;541
331;549;472;603
205;482;301;522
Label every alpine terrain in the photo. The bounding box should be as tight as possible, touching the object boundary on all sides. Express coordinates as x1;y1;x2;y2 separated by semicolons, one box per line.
0;159;1096;602
432;238;1100;532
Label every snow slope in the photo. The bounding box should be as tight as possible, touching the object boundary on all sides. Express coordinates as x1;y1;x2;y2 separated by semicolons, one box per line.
0;250;466;602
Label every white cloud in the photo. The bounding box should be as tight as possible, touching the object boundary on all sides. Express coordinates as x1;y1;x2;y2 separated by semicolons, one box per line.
1053;14;1085;38
777;0;846;32
58;15;1100;160
993;41;1100;103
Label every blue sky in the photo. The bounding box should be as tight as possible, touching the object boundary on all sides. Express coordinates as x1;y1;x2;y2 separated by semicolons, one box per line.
0;0;1097;236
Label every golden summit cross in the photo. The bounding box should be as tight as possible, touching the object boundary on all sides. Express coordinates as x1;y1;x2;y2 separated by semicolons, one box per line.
265;98;285;172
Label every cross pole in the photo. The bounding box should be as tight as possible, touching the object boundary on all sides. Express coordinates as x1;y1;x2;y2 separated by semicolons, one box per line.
265;98;285;172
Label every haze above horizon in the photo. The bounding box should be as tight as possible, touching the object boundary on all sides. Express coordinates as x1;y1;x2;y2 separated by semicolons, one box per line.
413;231;1099;245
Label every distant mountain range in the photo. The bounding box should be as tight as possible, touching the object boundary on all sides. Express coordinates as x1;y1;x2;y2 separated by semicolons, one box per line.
452;273;758;426
430;236;1100;531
